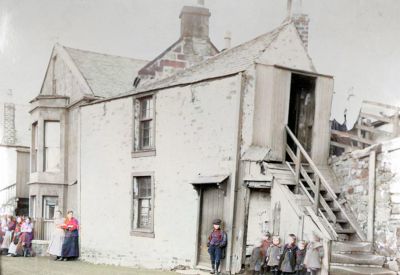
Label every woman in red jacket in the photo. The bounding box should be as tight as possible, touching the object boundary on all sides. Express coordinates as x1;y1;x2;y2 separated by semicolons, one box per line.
60;210;79;261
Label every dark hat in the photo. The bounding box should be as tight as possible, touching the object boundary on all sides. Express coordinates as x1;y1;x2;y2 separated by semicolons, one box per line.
212;218;222;225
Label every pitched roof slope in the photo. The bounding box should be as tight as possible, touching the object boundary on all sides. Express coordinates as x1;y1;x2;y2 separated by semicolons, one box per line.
121;22;293;96
64;47;148;98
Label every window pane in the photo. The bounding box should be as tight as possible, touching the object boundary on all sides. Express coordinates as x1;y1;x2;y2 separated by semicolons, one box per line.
140;121;152;148
140;97;153;119
138;199;151;228
44;122;60;147
138;177;151;197
44;121;60;171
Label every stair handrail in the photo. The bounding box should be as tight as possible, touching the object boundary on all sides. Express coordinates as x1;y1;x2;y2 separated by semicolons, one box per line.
285;125;337;200
285;125;367;241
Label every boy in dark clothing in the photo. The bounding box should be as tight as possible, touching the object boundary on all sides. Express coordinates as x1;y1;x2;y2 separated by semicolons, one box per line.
207;218;227;275
279;234;298;275
295;240;307;275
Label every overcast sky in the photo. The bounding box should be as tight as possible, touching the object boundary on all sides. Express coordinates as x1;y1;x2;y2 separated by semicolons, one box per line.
0;0;399;125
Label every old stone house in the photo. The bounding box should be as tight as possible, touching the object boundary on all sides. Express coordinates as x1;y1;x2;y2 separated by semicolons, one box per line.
77;20;349;274
28;2;400;275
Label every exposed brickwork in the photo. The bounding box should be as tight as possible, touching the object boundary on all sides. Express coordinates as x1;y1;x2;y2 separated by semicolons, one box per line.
137;5;219;83
2;103;16;145
293;13;310;49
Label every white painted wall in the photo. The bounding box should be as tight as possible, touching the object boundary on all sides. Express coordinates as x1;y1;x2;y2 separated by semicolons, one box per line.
80;75;241;268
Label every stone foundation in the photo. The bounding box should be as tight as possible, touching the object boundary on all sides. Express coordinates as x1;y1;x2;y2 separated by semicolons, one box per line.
32;240;49;257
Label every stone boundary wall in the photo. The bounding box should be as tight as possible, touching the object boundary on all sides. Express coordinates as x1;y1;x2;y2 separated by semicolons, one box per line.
330;138;400;259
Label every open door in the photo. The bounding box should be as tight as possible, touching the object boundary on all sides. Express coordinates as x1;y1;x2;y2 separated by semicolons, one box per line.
287;73;316;155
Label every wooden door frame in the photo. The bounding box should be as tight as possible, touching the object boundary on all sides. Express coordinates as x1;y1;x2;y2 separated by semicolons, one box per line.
193;184;227;268
193;188;202;267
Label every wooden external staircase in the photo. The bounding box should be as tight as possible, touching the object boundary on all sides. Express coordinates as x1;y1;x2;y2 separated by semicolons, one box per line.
269;126;395;274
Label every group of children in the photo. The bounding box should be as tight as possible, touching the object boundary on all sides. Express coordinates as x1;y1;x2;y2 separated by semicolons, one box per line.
249;232;324;275
0;215;34;257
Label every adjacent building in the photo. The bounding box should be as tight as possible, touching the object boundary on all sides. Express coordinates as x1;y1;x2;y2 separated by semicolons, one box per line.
0;93;30;216
28;44;148;221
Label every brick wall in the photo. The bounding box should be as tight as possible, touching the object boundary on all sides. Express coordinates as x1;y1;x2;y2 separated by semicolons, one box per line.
293;13;310;49
2;103;16;145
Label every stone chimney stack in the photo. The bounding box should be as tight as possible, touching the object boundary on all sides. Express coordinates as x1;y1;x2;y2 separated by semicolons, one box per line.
1;103;16;145
289;0;310;49
293;13;310;49
179;2;211;39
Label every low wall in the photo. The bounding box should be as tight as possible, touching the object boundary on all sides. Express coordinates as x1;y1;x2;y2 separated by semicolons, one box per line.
32;240;49;257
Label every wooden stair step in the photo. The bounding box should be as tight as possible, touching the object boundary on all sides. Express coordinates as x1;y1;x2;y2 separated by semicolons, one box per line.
336;228;356;234
332;241;373;253
331;252;385;266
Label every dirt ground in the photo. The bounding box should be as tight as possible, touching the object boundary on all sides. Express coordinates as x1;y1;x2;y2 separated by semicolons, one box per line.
0;256;178;275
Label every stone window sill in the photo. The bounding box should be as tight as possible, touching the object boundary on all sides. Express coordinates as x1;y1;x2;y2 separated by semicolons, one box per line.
130;230;155;238
131;149;156;158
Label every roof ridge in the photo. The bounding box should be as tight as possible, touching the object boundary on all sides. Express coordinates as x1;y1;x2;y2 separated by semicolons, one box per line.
62;45;148;63
135;22;291;92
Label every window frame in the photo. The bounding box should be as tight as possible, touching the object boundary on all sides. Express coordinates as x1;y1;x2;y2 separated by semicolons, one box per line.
131;172;155;238
31;122;38;172
30;195;36;218
132;93;156;158
42;196;58;220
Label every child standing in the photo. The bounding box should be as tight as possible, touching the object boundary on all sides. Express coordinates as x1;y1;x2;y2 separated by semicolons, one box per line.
249;239;263;275
266;236;282;275
279;234;298;275
260;232;272;274
295;240;307;275
304;233;324;275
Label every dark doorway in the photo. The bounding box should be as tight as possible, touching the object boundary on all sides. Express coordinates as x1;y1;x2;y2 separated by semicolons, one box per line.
15;198;29;216
287;74;316;155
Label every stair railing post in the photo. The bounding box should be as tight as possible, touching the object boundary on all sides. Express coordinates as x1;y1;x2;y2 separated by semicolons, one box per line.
294;146;302;194
314;175;320;214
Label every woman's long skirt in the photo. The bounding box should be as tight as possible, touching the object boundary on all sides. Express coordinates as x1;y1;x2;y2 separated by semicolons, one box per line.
47;231;64;257
61;230;79;258
1;231;12;249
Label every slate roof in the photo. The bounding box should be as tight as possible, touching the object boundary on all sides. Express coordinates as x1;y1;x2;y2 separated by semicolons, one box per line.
119;22;291;97
64;47;148;98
